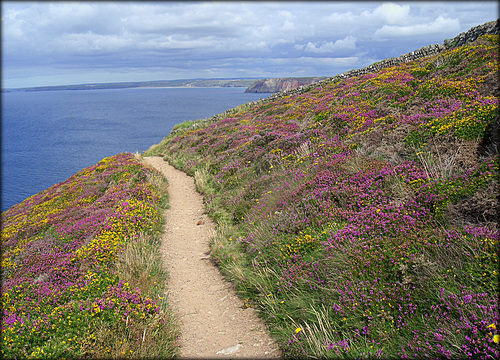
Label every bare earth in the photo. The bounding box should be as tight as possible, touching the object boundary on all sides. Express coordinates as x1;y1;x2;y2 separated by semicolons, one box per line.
143;156;281;359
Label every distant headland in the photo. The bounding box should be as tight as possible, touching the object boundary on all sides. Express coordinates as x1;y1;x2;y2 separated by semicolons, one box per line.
5;78;260;92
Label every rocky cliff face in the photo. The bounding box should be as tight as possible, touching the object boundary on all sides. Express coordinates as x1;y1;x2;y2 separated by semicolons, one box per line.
244;77;327;93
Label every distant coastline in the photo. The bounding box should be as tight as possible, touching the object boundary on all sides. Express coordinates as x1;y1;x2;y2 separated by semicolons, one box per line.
5;78;261;92
3;76;331;94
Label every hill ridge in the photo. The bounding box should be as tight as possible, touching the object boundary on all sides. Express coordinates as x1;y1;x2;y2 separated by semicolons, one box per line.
171;19;499;134
243;19;499;95
144;23;498;358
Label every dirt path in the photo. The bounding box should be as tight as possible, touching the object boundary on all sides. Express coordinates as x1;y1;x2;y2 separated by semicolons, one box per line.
143;156;281;359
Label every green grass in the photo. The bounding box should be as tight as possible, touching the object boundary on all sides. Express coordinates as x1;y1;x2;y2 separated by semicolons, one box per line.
1;154;179;358
143;34;499;359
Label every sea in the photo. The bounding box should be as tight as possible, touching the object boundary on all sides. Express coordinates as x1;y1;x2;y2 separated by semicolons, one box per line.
1;87;265;212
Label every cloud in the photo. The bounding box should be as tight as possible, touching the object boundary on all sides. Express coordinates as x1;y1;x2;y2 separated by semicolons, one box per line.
373;16;460;39
1;2;297;61
372;2;411;25
270;56;359;67
302;36;357;53
1;1;497;88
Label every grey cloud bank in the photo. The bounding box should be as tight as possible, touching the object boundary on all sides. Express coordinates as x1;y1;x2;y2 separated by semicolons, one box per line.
1;1;497;88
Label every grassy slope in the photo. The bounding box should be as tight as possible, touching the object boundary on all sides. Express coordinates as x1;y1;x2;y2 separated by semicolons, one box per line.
1;153;179;358
144;35;499;359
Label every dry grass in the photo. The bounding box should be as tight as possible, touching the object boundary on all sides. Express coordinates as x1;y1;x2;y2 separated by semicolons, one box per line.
446;179;498;232
86;312;178;359
387;174;415;206
116;234;162;294
194;165;213;195
133;151;143;160
209;218;245;275
413;134;480;181
288;305;351;359
294;140;313;160
414;145;458;182
146;170;169;208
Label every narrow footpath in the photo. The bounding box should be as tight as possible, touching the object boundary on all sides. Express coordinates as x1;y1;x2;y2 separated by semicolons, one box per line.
143;156;281;359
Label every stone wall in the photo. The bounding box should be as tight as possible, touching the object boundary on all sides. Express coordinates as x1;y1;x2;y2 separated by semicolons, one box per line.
171;20;498;135
443;20;499;49
270;19;499;102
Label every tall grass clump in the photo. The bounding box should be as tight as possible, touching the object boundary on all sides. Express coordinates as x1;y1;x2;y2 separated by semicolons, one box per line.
146;34;499;359
1;153;179;358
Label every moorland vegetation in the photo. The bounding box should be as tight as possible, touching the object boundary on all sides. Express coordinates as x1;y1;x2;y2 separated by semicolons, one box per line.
1;28;498;359
1;154;179;358
145;34;499;358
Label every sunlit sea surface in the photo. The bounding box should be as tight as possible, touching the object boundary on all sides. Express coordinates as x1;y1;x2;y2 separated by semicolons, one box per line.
1;87;265;211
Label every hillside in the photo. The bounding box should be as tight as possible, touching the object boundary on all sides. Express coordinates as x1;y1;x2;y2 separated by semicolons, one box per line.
144;29;499;359
1;19;498;359
1;154;179;358
243;20;499;96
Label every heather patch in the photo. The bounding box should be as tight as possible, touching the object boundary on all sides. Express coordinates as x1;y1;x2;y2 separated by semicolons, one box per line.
1;153;178;358
146;36;499;358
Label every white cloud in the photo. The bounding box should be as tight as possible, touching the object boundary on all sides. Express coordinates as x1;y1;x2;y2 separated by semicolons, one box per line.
373;16;460;39
324;10;356;24
52;32;134;54
270;56;360;67
372;2;411;25
1;1;497;88
303;36;357;53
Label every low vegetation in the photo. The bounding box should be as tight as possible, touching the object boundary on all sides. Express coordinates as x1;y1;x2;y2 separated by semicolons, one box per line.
145;35;499;358
1;153;179;358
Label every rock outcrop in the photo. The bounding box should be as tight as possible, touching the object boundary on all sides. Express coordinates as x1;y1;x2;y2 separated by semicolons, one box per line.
245;77;327;93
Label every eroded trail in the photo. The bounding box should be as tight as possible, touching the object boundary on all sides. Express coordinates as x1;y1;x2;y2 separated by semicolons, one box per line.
143;156;280;359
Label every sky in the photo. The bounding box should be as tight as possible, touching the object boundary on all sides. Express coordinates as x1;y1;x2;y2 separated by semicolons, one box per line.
1;1;498;89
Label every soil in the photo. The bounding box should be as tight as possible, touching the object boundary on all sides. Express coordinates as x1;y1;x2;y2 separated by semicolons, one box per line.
143;156;281;359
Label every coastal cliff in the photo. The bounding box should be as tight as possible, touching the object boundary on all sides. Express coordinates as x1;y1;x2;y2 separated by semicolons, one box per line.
244;77;327;93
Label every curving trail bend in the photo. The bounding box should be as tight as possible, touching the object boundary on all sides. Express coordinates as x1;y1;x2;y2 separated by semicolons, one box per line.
143;156;280;359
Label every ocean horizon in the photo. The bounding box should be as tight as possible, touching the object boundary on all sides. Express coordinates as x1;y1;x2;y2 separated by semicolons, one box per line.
1;87;265;212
